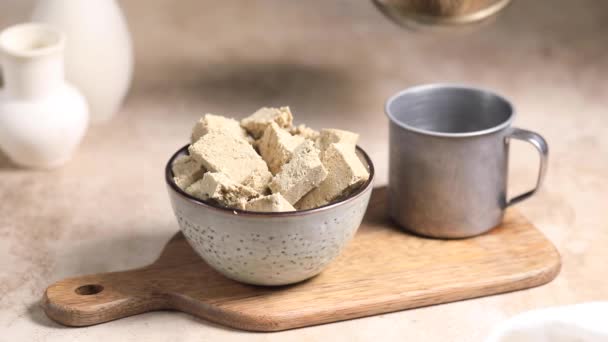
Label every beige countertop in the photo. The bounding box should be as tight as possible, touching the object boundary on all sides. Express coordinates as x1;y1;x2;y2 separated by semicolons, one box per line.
1;0;607;341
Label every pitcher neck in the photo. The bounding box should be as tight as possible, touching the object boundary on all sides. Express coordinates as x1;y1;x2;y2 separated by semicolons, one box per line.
0;23;67;100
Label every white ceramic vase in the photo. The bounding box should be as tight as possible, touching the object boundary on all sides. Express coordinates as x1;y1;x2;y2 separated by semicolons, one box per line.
0;23;88;168
32;0;133;123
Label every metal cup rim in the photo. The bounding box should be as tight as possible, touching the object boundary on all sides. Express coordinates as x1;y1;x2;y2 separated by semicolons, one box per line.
385;83;515;138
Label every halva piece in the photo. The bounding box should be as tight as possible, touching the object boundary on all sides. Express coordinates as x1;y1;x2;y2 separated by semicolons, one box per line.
269;141;328;205
241;107;293;138
258;122;306;174
290;124;320;140
172;154;206;189
186;172;259;208
317;128;359;151
296;143;369;210
245;193;295;212
176;108;368;211
188;132;272;193
191;114;250;143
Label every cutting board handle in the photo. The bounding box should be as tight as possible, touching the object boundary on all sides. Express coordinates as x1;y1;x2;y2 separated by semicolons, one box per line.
42;268;169;326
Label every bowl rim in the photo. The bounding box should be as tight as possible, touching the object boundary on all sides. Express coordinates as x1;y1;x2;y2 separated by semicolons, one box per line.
165;144;375;217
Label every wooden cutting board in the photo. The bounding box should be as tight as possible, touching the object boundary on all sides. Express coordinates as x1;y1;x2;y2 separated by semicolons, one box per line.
42;187;561;331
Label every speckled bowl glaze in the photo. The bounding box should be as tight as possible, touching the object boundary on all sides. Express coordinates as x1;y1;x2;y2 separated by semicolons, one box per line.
165;144;374;286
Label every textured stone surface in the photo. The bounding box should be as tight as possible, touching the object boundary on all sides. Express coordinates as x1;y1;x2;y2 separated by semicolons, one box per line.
1;0;608;341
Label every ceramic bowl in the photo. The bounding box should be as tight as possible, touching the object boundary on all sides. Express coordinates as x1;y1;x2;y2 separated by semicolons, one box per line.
165;144;375;286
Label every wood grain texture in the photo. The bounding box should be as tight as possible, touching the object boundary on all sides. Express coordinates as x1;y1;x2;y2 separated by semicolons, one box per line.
42;187;561;331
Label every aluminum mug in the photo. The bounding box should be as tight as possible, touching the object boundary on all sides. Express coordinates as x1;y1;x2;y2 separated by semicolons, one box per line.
386;84;548;238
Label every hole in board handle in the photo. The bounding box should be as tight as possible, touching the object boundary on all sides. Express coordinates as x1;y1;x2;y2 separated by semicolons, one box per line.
75;284;104;295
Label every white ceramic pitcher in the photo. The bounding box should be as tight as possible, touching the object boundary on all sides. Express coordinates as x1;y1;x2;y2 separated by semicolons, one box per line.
0;23;88;168
32;0;133;123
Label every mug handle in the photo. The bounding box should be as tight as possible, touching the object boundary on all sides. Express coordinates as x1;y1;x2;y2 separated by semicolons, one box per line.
506;127;549;206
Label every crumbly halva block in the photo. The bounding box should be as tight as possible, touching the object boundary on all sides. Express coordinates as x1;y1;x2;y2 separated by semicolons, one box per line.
269;141;328;205
241;107;293;138
177;109;366;211
191;114;251;143
245;193;295;212
290;124;320;140
296;143;369;210
317;128;359;151
172;155;206;189
188;132;272;193
186;172;259;208
258;122;306;174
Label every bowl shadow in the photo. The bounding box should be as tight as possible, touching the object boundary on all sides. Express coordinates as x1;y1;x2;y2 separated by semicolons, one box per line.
129;60;357;119
0;149;19;170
